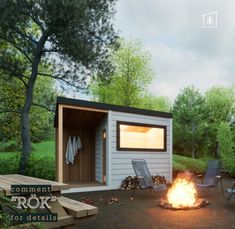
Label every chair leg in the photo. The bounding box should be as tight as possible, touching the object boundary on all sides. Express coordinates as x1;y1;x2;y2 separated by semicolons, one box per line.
219;177;225;195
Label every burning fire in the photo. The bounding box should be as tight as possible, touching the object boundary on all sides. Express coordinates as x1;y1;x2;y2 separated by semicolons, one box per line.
167;178;197;208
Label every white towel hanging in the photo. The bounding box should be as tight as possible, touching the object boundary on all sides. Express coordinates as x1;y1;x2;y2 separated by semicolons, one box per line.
65;136;82;164
77;137;82;151
72;136;77;157
65;136;74;164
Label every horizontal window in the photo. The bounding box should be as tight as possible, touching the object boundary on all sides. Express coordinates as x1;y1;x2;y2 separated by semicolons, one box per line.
117;121;167;151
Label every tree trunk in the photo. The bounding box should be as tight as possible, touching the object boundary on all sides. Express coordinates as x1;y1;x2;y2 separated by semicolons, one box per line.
18;32;49;174
191;148;196;159
19;88;34;174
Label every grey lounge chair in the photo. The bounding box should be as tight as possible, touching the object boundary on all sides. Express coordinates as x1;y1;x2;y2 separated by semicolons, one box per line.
131;159;167;198
196;160;222;191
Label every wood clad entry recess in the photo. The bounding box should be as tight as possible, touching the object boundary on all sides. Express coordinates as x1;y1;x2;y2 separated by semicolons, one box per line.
60;107;107;183
102;129;106;184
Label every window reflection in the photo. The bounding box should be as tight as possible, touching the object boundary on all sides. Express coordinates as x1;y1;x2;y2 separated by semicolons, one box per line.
118;123;166;150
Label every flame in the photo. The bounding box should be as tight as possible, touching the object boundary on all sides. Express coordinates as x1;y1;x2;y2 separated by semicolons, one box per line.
167;178;197;208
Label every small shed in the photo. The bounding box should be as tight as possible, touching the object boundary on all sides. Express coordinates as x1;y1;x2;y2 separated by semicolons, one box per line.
54;97;173;192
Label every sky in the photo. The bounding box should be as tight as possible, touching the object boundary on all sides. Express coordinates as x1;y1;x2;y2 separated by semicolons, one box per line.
113;0;235;100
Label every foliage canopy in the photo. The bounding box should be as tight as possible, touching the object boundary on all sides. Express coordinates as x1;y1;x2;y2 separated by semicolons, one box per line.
0;0;117;173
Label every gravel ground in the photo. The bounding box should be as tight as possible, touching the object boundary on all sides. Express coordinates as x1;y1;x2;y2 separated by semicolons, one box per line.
63;178;235;229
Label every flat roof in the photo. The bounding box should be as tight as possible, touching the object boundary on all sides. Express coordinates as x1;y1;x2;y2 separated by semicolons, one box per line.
54;97;173;127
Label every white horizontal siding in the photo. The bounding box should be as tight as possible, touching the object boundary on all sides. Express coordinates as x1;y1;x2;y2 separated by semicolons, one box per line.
111;158;170;164
95;116;107;183
112;168;170;175
111;152;170;158
112;163;170;170
109;111;172;189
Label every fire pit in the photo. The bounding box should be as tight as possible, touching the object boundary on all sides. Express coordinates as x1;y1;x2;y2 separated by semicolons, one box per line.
159;176;210;210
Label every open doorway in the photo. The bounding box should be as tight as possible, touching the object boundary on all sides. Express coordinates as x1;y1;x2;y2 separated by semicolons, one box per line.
60;106;108;188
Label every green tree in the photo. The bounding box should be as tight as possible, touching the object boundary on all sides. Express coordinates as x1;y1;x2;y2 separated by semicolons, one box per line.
216;122;235;175
0;76;58;144
89;39;153;107
205;86;234;122
205;86;235;154
140;95;171;112
173;86;206;158
0;0;117;174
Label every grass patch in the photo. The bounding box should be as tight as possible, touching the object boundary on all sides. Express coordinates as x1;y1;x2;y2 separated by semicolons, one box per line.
0;141;55;159
0;141;55;180
173;154;209;174
0;141;214;180
0;151;18;160
31;140;55;157
0;141;20;152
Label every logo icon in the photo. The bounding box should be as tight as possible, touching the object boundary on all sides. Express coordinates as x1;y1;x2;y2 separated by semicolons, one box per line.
201;11;218;28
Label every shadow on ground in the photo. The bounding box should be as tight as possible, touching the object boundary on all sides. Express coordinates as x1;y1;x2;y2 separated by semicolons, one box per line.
63;179;235;229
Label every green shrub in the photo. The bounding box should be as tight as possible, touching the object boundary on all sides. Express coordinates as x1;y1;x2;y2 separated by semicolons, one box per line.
0;154;55;180
0;141;21;152
173;154;208;174
173;160;187;172
25;154;55;181
0;153;55;181
0;141;55;180
0;154;20;174
217;122;235;176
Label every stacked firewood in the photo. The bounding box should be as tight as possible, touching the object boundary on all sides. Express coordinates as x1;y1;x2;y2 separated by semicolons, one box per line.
152;175;167;185
120;175;167;190
120;176;139;190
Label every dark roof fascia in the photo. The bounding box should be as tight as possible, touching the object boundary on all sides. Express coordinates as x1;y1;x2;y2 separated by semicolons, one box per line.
54;96;173;127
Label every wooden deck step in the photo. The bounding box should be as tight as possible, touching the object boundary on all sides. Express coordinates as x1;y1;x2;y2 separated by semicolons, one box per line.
5;174;68;191
0;174;68;196
58;196;98;218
